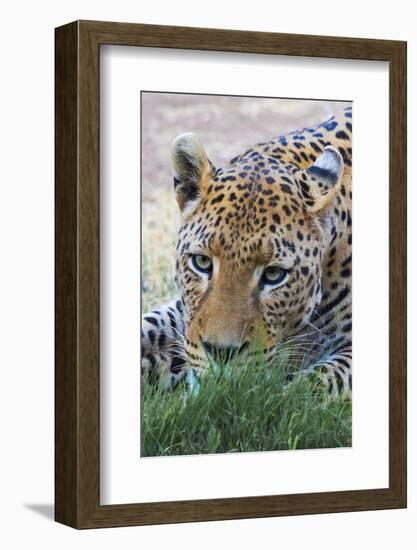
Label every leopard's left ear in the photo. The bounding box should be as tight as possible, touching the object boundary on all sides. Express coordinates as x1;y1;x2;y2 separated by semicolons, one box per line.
171;133;213;211
302;146;344;213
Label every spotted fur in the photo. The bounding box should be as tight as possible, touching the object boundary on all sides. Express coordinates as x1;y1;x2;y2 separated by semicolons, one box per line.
141;106;352;397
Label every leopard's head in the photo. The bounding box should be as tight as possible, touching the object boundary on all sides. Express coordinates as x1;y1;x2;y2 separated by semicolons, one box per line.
172;133;344;369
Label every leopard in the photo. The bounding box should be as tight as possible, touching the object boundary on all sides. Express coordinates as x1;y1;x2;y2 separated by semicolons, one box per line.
141;106;352;397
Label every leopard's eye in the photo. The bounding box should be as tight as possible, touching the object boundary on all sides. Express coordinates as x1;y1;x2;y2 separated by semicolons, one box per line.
189;254;213;276
260;265;288;288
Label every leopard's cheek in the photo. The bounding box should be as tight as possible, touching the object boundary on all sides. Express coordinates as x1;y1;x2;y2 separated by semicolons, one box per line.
260;276;311;339
261;303;289;343
177;264;206;320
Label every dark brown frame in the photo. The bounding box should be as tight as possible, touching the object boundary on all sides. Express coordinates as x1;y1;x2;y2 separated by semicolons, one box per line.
55;20;407;529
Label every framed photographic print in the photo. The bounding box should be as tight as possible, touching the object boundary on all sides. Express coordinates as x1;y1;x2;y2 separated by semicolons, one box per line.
55;20;407;528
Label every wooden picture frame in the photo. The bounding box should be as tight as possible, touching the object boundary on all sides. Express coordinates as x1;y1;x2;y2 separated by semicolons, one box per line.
55;20;407;528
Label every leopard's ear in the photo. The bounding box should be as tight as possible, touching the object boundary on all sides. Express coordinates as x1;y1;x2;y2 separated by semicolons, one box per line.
302;146;344;213
171;133;213;211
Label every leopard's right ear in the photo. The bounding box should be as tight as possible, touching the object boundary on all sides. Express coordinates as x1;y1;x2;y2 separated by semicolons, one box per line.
171;133;213;211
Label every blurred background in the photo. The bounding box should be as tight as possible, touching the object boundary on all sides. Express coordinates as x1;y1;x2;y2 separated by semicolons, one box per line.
141;93;350;312
141;93;348;201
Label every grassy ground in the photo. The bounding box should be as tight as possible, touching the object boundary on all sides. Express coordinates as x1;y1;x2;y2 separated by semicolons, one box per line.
141;354;352;457
141;192;352;457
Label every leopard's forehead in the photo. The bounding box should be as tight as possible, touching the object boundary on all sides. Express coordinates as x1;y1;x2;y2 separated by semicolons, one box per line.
209;152;305;212
178;154;315;264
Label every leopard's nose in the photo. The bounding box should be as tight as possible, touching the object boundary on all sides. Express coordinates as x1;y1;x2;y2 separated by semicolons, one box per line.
202;340;248;360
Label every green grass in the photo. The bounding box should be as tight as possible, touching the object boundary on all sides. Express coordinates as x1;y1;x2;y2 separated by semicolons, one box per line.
141;352;351;457
141;191;352;457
